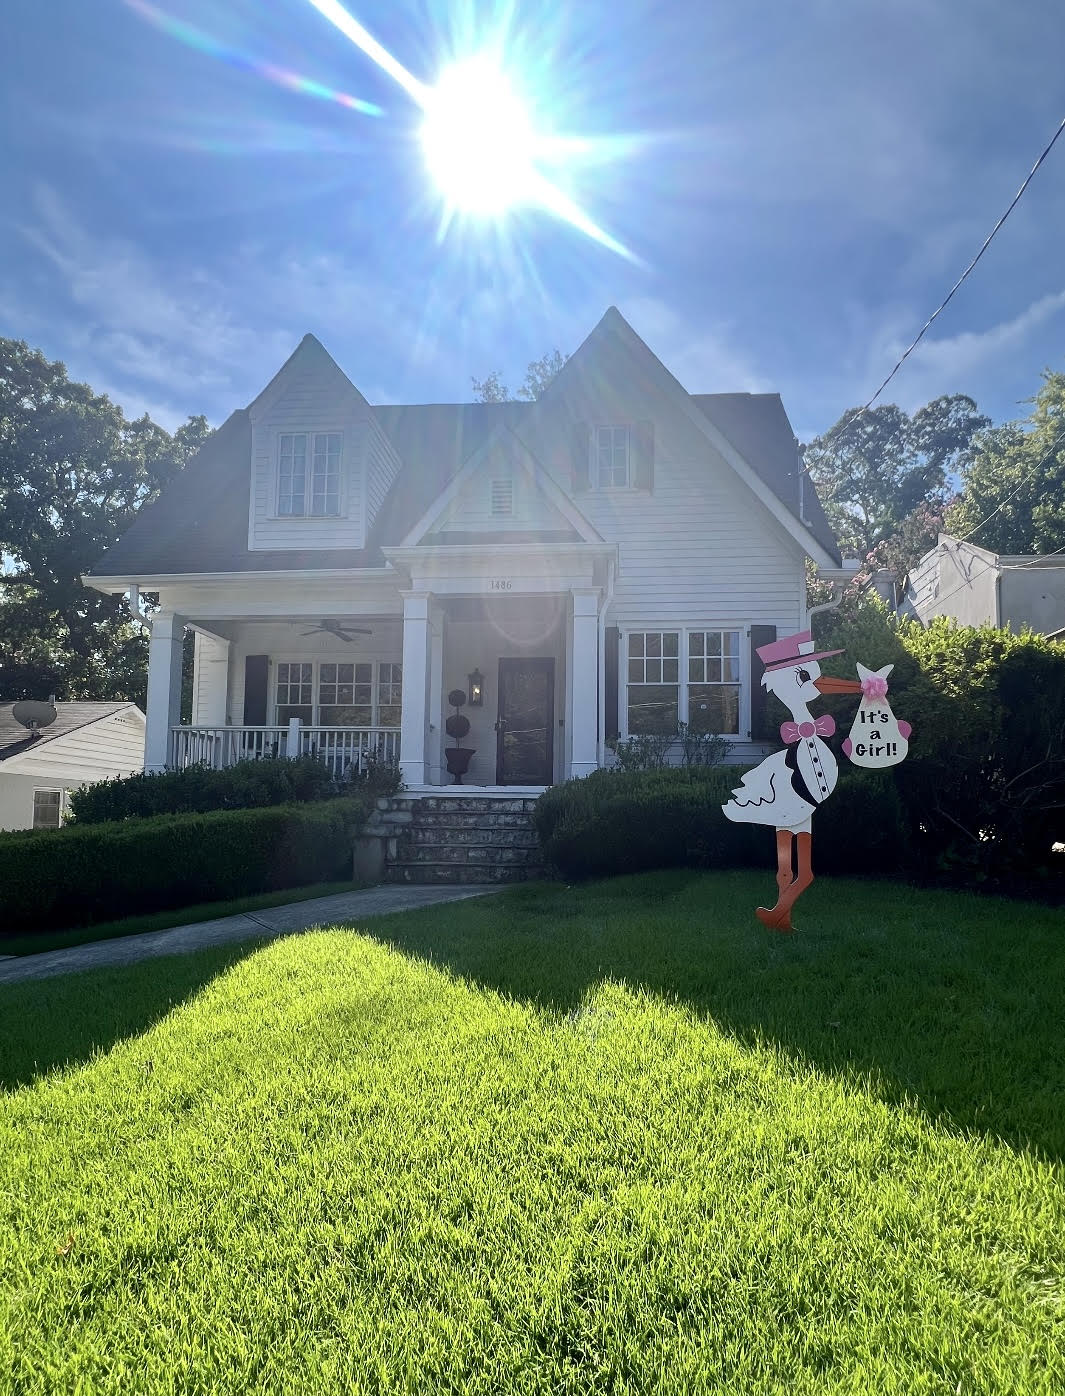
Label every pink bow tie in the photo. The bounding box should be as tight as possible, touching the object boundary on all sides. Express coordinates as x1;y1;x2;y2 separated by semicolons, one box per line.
780;714;835;743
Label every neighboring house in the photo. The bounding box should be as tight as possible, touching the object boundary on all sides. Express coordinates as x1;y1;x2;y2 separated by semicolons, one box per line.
84;307;845;789
0;703;145;830
902;535;1065;639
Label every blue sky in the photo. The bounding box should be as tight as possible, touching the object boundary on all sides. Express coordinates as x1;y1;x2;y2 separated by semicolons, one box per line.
2;0;1063;442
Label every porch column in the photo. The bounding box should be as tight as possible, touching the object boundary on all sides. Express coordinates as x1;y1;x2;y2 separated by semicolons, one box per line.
144;611;185;772
400;592;431;788
191;631;231;727
427;602;445;787
569;589;600;779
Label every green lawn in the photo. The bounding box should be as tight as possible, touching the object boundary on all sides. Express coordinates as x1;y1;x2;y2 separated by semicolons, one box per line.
0;880;361;957
2;870;1064;1393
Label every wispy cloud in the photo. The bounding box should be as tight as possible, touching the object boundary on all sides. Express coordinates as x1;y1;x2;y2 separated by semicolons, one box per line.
620;295;772;395
867;290;1065;413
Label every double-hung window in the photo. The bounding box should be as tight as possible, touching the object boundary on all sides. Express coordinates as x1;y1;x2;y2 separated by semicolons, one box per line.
626;631;680;734
625;628;743;737
278;433;341;517
32;789;63;829
275;661;402;727
595;425;629;488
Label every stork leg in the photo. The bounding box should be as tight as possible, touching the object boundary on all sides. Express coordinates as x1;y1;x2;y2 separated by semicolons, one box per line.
756;830;796;933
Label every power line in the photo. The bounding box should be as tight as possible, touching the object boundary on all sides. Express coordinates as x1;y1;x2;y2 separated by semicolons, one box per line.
861;112;1065;412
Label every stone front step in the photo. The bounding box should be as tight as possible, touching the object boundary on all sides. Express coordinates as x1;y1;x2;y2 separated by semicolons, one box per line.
376;792;545;885
401;810;536;831
384;862;542;885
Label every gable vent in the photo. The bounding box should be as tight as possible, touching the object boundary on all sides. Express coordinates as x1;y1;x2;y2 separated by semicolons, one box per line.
491;478;514;517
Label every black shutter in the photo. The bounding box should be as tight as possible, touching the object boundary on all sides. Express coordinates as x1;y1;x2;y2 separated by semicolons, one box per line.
604;626;620;741
571;420;590;491
243;655;269;725
632;419;654;491
748;626;777;742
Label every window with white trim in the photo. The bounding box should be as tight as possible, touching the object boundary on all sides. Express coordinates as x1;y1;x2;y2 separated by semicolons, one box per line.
490;478;514;517
276;661;313;723
32;789;63;830
594;425;630;488
274;661;402;727
278;432;341;517
625;628;743;737
687;630;741;735
627;631;680;734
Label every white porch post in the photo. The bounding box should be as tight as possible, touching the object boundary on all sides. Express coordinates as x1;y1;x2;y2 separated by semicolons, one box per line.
145;611;185;772
427;602;445;787
191;631;230;726
569;589;600;779
400;592;431;788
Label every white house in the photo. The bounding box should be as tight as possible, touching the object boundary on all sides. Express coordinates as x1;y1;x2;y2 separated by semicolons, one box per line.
0;703;145;830
84;308;844;790
903;534;1065;639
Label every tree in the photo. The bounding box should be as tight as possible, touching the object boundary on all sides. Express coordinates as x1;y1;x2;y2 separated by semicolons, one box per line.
0;339;209;705
471;349;568;403
804;395;989;558
946;371;1065;556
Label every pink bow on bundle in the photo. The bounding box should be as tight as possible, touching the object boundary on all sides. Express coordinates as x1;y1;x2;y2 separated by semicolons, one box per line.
861;674;889;700
780;714;836;743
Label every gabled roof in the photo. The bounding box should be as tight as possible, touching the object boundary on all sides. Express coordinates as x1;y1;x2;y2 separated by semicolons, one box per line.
396;424;604;548
0;702;142;764
87;313;841;580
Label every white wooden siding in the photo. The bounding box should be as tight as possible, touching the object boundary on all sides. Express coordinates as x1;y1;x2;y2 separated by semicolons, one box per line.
0;772;65;831
248;341;374;552
518;376;807;634
435;455;569;535
365;422;402;532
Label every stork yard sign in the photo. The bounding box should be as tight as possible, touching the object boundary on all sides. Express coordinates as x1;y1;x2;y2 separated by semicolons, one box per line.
722;631;912;933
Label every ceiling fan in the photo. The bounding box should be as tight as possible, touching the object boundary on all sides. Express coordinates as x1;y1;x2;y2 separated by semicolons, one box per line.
300;619;373;643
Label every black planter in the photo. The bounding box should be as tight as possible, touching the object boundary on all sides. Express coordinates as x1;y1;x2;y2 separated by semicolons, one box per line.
444;746;475;784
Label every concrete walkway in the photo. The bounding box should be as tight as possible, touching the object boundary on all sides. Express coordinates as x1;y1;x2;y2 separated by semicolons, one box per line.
0;884;502;986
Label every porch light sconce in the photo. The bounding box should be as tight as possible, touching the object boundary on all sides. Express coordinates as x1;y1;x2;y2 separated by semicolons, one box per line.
468;668;484;707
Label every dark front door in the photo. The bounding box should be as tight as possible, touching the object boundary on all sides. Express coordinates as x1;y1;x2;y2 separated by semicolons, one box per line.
496;658;555;785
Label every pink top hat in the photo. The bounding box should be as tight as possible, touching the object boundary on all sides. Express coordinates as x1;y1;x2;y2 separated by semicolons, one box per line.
757;629;844;672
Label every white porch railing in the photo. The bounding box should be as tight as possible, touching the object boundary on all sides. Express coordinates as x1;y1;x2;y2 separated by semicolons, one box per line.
168;724;400;779
298;726;401;779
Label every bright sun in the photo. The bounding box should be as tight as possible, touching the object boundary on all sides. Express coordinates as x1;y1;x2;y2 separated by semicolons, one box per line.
420;56;539;216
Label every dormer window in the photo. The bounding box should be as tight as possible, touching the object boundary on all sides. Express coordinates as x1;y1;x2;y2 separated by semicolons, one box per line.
491;478;514;517
278;432;341;517
595;425;629;488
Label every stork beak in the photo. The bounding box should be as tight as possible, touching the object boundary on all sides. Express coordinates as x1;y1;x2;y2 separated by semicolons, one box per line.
813;675;864;695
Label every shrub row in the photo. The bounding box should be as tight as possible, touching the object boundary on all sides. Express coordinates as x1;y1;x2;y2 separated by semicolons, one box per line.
67;755;399;824
1;796;371;935
534;765;907;881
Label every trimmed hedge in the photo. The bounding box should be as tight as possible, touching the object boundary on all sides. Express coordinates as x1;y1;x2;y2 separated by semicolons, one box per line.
68;756;344;824
0;797;370;935
533;765;908;882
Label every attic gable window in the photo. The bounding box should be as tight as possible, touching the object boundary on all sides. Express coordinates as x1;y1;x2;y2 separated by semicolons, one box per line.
278;433;341;517
595;425;629;488
490;478;514;517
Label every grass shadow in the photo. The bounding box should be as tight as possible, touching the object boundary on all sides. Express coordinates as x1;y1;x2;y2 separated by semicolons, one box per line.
0;939;268;1092
358;869;1065;1162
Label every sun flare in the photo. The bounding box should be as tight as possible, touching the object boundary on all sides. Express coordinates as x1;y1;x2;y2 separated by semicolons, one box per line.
420;57;538;216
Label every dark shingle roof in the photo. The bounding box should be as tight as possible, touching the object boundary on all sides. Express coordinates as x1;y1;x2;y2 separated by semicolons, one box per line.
691;394;840;564
0;702;138;762
88;385;838;577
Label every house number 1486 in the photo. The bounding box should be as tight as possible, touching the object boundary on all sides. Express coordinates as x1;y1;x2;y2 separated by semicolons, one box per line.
490;579;513;590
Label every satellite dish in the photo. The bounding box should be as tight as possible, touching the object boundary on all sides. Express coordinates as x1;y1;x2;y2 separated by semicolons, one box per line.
11;700;57;733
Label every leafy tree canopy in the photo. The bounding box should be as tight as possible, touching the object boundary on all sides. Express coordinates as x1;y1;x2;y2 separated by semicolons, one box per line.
946;370;1065;556
804;394;989;558
471;349;568;403
0;339;208;704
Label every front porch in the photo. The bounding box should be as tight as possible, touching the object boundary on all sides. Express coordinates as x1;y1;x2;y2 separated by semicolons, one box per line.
145;564;611;788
